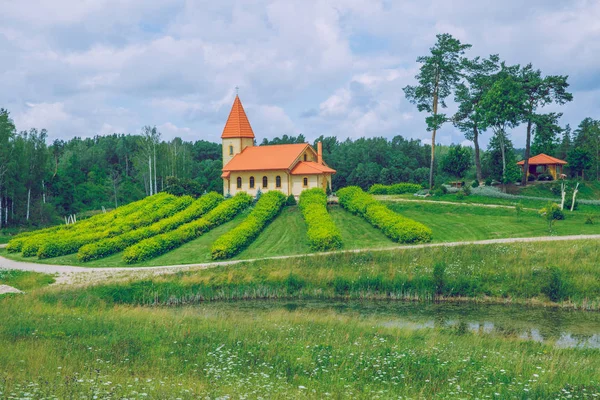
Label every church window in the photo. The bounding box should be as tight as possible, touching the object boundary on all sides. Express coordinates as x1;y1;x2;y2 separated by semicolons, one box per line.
236;177;242;189
303;177;308;187
229;145;234;155
276;176;281;188
262;176;268;188
249;176;255;189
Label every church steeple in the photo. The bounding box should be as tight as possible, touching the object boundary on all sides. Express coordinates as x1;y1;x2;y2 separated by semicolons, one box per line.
221;94;255;168
221;95;255;139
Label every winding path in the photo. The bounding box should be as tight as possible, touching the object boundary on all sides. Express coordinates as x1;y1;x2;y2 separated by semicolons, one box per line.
1;234;599;285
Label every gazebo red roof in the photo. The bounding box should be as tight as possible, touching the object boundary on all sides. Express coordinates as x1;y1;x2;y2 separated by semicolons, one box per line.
517;153;567;166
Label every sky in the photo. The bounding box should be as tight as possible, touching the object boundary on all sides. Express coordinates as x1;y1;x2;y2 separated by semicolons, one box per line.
1;0;599;148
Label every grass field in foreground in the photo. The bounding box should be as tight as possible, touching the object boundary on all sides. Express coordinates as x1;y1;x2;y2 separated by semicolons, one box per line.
0;269;55;291
0;293;598;399
1;201;599;267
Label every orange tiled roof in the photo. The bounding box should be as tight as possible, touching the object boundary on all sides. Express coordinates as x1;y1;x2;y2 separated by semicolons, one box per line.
517;153;567;165
223;143;310;171
221;95;255;139
291;161;336;175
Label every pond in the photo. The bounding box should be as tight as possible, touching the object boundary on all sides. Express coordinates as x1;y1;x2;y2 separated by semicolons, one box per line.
189;300;600;349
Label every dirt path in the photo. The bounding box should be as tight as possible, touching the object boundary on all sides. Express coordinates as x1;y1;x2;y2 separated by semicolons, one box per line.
1;234;599;285
375;196;536;210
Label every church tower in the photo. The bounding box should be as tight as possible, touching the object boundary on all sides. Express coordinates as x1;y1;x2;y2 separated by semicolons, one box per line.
221;95;255;167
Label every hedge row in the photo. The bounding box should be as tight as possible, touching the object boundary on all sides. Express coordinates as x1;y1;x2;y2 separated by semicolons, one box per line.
35;195;193;259
77;192;223;262
338;186;432;243
122;193;253;264
7;193;170;253
298;188;342;251
211;191;286;260
368;183;422;195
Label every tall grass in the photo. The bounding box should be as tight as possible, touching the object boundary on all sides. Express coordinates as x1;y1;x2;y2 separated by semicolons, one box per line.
41;240;600;309
0;295;598;398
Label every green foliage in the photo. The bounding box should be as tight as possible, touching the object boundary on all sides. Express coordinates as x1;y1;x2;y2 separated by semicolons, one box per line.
77;192;223;262
211;191;286;260
0;269;55;291
298;188;342;251
122;193;252;263
455;191;465;200
35;194;193;259
462;185;471;196
164;176;204;197
537;173;554;181
337;186;432;243
432;262;446;296
539;202;564;232
585;215;594;225
368;183;422;195
440;144;473;179
471;180;479;188
285;194;297;206
541;266;572;302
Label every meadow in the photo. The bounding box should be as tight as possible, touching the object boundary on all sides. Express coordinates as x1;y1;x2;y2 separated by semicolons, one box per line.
1;291;599;399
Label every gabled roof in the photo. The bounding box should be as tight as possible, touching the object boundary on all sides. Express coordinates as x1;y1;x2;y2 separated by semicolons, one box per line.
223;143;310;171
291;161;336;175
517;153;567;165
221;95;255;139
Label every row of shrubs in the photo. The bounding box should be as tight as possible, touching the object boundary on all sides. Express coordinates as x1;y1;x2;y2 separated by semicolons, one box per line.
77;192;224;262
210;191;286;260
338;186;432;243
368;183;423;195
298;188;342;251
7;193;174;254
123;193;253;264
34;195;193;259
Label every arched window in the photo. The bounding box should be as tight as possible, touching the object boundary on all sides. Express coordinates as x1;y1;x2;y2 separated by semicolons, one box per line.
249;176;255;189
262;176;268;188
276;176;281;188
303;177;308;187
229;145;234;155
236;177;242;189
303;154;307;161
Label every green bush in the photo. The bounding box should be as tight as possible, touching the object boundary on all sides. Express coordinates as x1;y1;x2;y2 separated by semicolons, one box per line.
455;191;465;200
286;194;297;206
298;188;342;251
471;180;479;189
368;183;422;195
211;191;286;260
337;186;432;244
585;215;594;225
77;192;223;262
123;193;252;263
462;185;471;196
36;195;193;259
537;173;553;181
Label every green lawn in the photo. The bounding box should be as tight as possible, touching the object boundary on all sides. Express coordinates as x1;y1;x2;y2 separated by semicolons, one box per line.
519;180;600;200
391;201;600;242
0;269;55;291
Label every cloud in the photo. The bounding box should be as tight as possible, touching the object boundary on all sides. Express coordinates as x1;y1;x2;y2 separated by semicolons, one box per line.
0;0;597;149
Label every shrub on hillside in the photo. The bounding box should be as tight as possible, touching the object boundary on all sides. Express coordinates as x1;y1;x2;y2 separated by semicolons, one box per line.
286;194;297;206
77;192;223;262
123;193;252;263
298;188;342;251
368;183;422;195
36;195;193;259
211;191;286;260
337;186;432;243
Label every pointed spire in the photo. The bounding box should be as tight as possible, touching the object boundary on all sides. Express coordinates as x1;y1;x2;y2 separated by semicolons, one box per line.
221;95;255;139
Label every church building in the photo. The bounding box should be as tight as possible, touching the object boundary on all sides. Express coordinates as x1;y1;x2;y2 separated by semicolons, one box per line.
221;95;335;197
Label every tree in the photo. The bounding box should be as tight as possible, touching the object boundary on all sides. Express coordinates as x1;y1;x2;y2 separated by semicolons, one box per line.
404;33;471;189
0;109;16;228
454;54;500;182
440;144;473;179
478;66;526;184
531;113;563;156
567;147;593;180
557;124;572;161
572;118;600;180
518;64;572;185
483;133;521;184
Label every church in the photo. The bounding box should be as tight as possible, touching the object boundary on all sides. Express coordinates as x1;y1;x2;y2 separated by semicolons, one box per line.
221;95;336;197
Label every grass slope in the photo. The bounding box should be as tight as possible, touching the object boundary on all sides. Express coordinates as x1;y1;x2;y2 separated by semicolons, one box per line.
0;269;55;290
1;201;598;267
0;294;598;398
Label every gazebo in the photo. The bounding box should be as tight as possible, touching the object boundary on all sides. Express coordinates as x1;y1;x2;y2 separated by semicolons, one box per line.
517;153;567;180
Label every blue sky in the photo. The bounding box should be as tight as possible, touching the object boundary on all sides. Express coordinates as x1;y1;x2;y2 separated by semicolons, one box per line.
1;0;599;148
